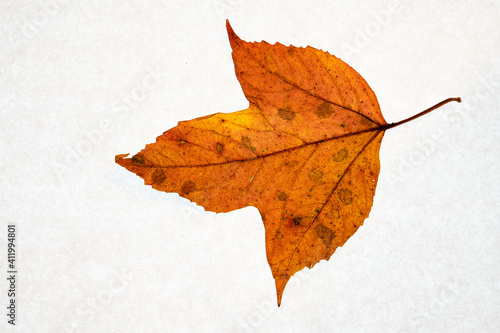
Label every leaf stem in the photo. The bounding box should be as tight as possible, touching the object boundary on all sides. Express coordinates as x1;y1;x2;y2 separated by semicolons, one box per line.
383;97;461;130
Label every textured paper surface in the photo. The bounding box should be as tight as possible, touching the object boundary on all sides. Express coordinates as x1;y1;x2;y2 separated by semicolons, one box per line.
1;1;499;332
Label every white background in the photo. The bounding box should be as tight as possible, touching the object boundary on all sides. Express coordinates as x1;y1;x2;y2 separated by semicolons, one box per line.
1;0;499;332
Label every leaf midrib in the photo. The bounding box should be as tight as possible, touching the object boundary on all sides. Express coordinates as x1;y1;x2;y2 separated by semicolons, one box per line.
146;125;387;169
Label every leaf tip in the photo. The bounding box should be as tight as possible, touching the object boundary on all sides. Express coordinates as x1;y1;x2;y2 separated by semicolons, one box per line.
226;19;241;49
226;19;235;37
115;153;129;163
274;275;290;307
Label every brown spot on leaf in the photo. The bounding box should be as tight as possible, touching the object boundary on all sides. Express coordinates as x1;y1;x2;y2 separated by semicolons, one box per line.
131;154;145;166
151;169;166;184
216;143;223;152
360;115;375;127
338;188;353;205
308;167;323;182
278;108;296;120
241;136;252;148
315;223;335;246
293;217;303;226
178;139;187;145
332;148;348;162
276;229;283;239
278;192;287;201
181;180;196;195
314;102;334;119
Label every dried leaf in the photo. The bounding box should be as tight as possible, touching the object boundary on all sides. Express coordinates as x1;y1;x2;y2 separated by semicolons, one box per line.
116;21;460;305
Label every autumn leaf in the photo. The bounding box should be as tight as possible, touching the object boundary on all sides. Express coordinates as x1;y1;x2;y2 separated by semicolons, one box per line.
116;20;460;306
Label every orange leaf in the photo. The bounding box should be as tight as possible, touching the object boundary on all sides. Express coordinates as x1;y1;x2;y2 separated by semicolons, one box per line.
116;20;460;306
